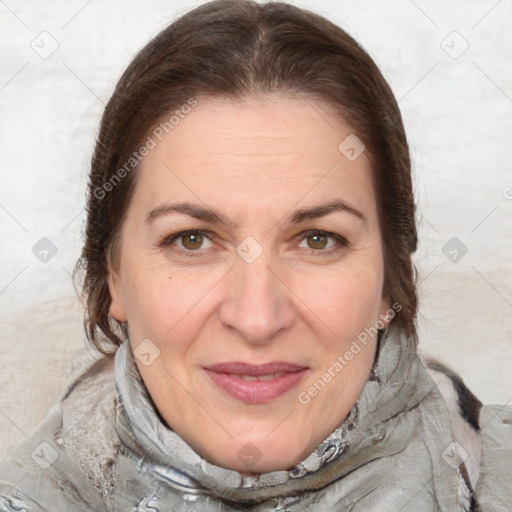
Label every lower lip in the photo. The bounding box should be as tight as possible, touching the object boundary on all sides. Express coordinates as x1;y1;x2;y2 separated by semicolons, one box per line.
204;369;308;403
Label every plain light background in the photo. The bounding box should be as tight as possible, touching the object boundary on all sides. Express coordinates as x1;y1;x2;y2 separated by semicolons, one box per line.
1;0;511;458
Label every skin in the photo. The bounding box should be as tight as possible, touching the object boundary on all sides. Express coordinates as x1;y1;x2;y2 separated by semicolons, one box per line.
108;93;391;474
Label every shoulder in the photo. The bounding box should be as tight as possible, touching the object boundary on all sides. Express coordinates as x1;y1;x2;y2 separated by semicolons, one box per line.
58;354;119;504
423;357;512;511
473;403;512;510
0;355;116;511
423;358;482;487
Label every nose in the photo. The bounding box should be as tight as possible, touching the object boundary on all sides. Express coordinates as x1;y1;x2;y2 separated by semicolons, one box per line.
219;249;296;344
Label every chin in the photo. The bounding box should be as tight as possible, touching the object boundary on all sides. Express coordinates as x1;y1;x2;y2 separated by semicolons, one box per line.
217;451;302;475
203;434;310;475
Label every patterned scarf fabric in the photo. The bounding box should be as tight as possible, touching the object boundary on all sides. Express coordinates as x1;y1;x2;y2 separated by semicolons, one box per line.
112;328;467;511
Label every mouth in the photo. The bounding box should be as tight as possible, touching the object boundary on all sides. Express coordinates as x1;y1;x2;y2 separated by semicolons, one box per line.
202;362;309;403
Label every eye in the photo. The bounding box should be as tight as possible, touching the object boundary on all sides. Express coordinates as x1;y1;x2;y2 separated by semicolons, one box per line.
161;230;214;253
159;229;347;258
178;232;209;250
297;230;347;254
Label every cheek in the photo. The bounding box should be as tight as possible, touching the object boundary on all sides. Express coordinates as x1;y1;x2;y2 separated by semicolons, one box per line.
294;263;384;340
120;257;220;345
118;257;176;338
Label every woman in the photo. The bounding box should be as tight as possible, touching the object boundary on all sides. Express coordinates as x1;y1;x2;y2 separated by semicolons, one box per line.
1;1;510;510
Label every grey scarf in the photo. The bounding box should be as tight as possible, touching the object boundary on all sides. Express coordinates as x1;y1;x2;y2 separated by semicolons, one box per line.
7;326;498;511
112;328;466;511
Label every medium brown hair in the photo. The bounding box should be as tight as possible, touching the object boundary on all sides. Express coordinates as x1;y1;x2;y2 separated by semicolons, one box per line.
76;0;418;354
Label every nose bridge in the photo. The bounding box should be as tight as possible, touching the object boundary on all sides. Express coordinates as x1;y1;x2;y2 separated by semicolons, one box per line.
220;243;294;343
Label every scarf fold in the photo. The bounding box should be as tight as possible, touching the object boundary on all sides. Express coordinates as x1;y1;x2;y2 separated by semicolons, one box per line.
113;327;463;510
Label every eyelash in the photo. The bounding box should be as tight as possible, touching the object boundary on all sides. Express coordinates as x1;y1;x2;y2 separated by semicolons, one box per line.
158;229;348;258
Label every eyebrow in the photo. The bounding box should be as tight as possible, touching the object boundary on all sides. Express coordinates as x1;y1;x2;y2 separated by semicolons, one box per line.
145;199;366;227
290;199;366;224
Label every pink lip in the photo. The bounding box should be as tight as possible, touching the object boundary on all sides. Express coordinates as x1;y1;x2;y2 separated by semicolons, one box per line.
203;362;309;403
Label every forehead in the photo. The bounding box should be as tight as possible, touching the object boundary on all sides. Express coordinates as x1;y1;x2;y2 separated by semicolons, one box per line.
150;94;357;164
132;94;376;218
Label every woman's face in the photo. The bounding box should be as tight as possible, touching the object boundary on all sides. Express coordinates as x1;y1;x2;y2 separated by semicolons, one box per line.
108;94;391;474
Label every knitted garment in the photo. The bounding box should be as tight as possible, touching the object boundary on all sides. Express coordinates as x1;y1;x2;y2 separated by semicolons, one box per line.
1;328;511;511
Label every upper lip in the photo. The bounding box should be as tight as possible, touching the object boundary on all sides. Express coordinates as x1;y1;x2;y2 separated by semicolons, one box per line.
203;362;308;376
